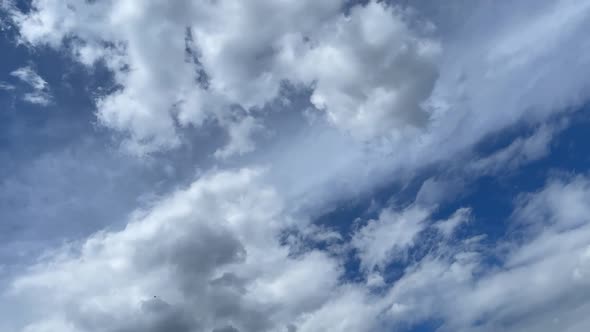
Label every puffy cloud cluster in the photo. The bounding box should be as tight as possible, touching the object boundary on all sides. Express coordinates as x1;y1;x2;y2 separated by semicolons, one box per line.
8;0;439;154
288;2;440;138
8;171;590;332
4;0;590;163
6;167;454;332
7;169;343;332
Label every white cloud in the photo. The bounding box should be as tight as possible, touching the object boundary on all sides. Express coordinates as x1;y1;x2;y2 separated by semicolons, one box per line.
3;0;590;165
5;169;345;332
21;92;52;106
6;0;589;198
423;0;590;153
468;122;564;175
435;207;471;238
295;286;385;332
513;175;590;233
290;1;440;138
10;66;52;106
7;171;590;332
416;177;465;206
9;0;441;154
381;176;590;332
352;204;430;272
252;0;590;211
10;66;47;91
0;164;479;332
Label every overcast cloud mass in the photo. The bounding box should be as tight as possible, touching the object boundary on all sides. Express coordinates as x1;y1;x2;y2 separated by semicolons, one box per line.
2;0;590;331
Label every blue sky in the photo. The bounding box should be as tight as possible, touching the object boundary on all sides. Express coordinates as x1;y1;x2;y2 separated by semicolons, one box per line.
2;1;590;332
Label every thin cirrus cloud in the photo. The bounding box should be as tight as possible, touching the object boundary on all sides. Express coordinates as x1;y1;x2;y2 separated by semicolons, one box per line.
1;0;590;332
9;66;52;106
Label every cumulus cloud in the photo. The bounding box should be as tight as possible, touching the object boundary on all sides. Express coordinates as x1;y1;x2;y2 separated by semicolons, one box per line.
0;157;475;332
6;169;590;332
3;0;590;163
5;169;344;332
8;0;440;154
254;0;590;209
289;1;440;138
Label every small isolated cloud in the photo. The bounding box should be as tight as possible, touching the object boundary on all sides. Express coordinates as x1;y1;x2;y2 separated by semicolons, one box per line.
9;0;438;154
21;91;52;106
10;66;47;91
10;66;52;106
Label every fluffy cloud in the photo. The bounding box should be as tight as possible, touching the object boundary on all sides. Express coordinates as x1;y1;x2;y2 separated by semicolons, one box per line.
6;169;590;332
8;0;439;154
4;0;590;163
289;1;440;138
6;169;344;332
2;164;479;332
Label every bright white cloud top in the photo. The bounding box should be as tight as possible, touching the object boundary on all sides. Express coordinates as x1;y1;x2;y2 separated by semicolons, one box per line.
2;0;590;331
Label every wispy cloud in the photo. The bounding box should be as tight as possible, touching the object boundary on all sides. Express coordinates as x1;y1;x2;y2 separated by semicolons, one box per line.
0;81;15;91
10;66;52;106
10;66;47;91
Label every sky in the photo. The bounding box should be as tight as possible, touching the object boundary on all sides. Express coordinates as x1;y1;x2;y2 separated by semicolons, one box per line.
1;0;590;331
